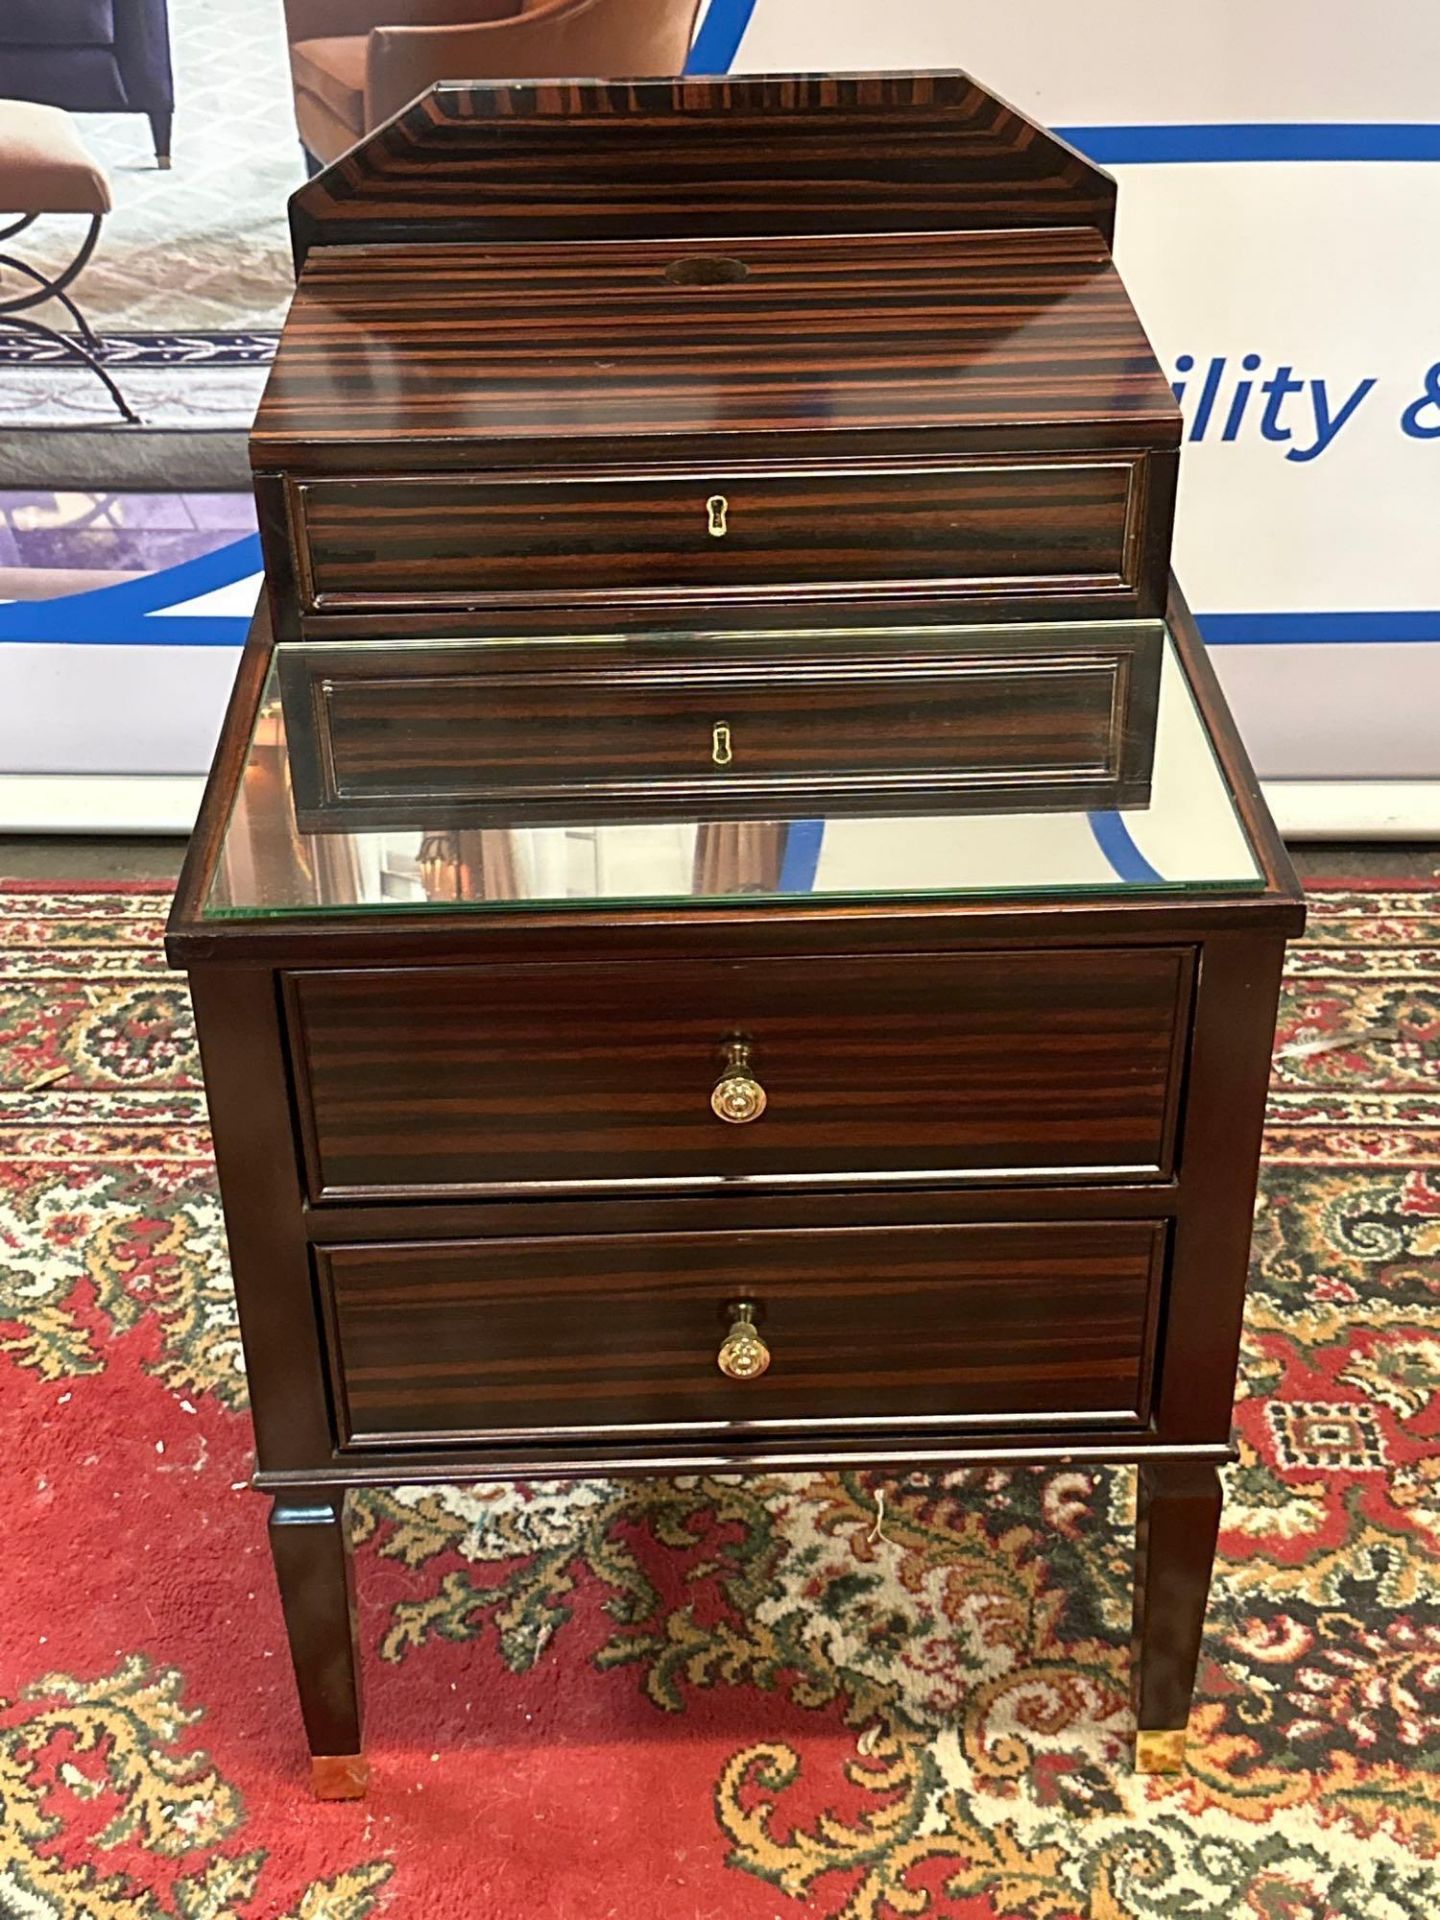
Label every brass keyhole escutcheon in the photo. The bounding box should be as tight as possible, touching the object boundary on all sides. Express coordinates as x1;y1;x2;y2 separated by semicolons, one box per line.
712;721;733;767
717;1301;770;1380
711;1036;766;1124
706;494;728;538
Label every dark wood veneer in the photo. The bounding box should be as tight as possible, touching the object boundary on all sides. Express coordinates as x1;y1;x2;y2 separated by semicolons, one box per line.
320;1220;1166;1447
278;625;1161;829
260;227;1174;462
166;71;1306;1786
258;226;1176;637
287;947;1191;1201
288;73;1118;264
168;592;1302;971
289;454;1150;615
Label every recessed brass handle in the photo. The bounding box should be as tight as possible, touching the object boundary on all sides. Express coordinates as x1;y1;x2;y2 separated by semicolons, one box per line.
717;1301;770;1380
711;1036;766;1124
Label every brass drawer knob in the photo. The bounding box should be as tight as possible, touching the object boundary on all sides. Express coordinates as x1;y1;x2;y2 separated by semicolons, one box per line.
717;1302;770;1380
711;1037;766;1124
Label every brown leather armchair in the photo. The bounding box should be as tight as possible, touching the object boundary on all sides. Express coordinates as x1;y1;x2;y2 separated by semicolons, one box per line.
283;0;704;169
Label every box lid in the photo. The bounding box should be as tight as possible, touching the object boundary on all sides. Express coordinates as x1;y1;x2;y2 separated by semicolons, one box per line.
254;72;1178;472
253;225;1178;470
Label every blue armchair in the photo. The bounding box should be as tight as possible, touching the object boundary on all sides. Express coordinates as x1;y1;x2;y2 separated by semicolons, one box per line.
0;0;174;167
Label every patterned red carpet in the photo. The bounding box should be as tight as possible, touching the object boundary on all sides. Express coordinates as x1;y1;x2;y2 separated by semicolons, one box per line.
1;881;1436;1919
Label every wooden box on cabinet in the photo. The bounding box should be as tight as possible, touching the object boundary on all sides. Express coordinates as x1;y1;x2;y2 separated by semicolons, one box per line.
253;70;1181;827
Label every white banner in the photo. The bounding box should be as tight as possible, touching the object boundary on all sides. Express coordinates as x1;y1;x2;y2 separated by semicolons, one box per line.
736;0;1440;122
734;0;1440;784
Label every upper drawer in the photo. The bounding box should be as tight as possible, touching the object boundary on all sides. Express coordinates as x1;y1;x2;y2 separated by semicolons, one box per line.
287;947;1192;1202
285;455;1157;615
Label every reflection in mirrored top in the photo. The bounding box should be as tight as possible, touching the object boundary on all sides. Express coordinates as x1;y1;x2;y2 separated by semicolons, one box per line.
202;627;1262;920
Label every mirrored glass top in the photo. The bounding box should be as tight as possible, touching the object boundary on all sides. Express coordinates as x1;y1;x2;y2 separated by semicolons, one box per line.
202;625;1262;920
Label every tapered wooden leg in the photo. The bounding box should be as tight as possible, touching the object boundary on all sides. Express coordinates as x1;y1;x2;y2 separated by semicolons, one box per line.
1131;1461;1223;1773
268;1491;367;1798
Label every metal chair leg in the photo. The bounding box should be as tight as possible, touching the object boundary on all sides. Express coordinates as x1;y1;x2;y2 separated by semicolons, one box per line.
0;314;140;425
0;214;104;319
0;213;139;422
0;253;100;347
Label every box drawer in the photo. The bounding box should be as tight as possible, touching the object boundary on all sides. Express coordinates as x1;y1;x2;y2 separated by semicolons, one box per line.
278;625;1162;830
287;454;1152;615
320;1219;1167;1448
287;947;1191;1201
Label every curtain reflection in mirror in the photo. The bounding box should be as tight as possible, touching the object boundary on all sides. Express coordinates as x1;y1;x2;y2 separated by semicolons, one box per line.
693;822;788;895
418;831;520;901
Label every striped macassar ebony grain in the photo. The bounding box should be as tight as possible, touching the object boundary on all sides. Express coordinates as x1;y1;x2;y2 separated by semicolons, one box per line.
289;73;1118;264
278;628;1160;829
320;1219;1166;1445
289;455;1148;615
256;228;1178;463
169;68;1307;1775
287;948;1191;1201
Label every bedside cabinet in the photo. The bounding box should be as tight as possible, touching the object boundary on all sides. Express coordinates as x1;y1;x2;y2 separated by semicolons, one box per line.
167;70;1304;1796
167;593;1302;1794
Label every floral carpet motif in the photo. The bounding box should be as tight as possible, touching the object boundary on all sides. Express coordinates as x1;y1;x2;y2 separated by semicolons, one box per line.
1;881;1437;1919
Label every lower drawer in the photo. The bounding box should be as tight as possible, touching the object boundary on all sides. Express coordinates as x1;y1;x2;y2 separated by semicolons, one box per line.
319;1219;1166;1449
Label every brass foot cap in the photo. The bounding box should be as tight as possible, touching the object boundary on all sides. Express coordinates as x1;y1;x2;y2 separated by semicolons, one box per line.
312;1754;369;1800
1134;1728;1188;1774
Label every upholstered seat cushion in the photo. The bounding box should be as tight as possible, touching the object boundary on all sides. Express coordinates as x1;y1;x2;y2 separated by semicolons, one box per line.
290;37;367;138
0;100;111;214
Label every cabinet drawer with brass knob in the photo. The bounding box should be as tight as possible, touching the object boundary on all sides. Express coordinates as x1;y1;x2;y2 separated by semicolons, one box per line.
317;1219;1167;1451
286;947;1191;1203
